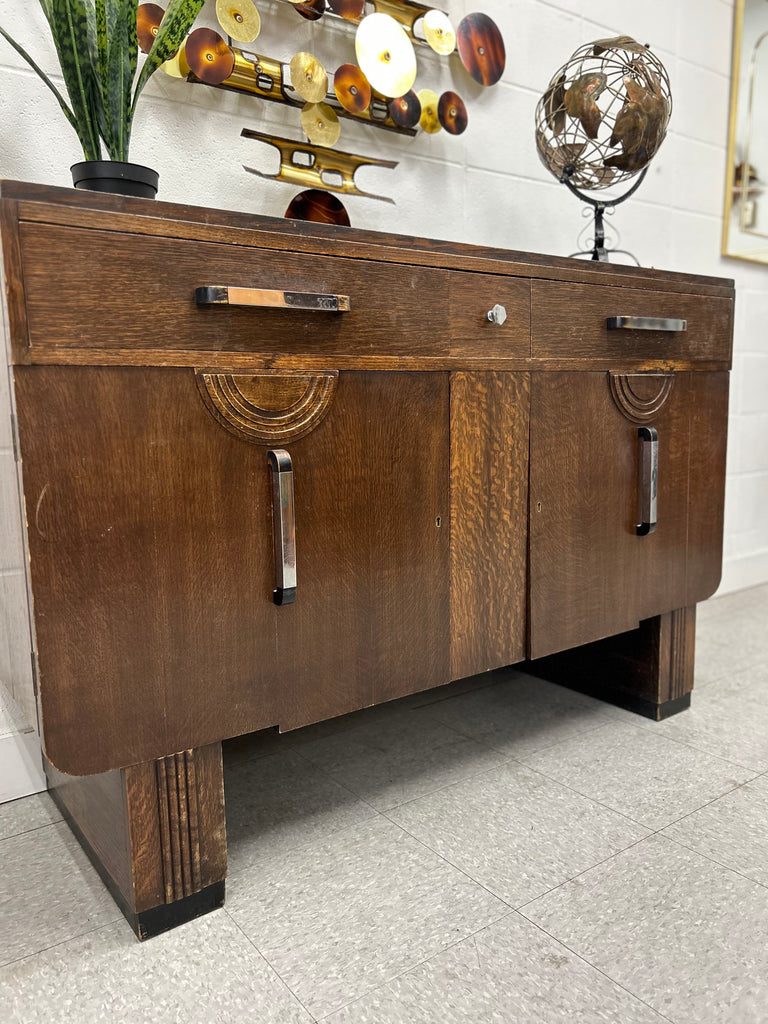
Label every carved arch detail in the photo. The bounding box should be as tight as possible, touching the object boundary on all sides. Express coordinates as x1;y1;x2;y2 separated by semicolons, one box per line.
609;372;675;424
196;369;338;445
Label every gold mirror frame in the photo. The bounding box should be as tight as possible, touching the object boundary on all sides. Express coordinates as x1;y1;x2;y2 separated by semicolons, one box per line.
723;0;768;264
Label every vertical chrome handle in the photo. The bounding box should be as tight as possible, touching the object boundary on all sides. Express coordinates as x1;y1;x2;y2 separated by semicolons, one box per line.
268;449;297;605
636;427;658;536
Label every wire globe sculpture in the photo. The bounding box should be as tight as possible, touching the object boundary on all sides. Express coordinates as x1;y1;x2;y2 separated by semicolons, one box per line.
535;36;672;193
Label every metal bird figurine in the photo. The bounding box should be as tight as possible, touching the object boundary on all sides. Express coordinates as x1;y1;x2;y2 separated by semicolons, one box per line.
564;72;607;139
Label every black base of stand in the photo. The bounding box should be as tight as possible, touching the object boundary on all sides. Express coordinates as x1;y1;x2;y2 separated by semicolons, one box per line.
561;165;647;263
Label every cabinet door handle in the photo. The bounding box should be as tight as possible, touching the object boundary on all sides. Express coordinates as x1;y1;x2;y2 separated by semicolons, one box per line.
268;450;297;606
636;427;658;536
196;286;351;313
607;316;687;332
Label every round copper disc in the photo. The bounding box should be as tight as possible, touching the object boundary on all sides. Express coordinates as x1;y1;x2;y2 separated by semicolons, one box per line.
286;190;351;227
417;89;441;134
328;0;365;18
301;102;341;147
355;13;417;99
292;0;325;20
290;52;329;103
438;91;468;135
457;12;505;86
186;28;235;85
215;0;261;43
137;3;165;55
334;64;372;114
388;90;421;128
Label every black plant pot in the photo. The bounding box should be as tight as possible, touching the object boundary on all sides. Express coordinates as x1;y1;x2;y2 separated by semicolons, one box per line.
70;160;159;199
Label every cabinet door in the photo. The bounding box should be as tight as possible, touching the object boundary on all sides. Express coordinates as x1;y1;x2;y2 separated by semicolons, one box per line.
16;367;450;769
277;370;450;729
529;371;728;660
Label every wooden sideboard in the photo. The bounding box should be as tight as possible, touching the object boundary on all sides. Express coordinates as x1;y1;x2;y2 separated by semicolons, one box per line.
0;181;733;939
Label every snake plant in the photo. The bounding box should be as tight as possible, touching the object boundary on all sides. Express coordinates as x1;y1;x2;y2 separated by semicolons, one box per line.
0;0;205;162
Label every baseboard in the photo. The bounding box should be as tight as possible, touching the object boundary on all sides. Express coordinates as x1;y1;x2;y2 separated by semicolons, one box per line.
0;728;45;802
717;552;768;596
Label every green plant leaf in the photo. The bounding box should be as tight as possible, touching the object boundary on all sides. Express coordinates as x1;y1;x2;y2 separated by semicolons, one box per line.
49;0;103;159
0;24;79;135
105;0;138;159
132;0;204;111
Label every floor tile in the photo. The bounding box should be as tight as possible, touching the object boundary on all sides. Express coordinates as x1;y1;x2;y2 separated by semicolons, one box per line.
417;673;612;759
389;760;649;907
226;816;510;1019
224;748;378;876
521;721;754;829
694;603;768;685
0;793;61;842
293;709;508;811
0;823;121;967
661;775;768;885
653;690;768;772
325;912;668;1024
0;912;310;1024
522;835;768;1024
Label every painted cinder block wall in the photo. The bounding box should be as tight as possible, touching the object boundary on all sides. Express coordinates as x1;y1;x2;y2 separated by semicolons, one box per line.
0;0;765;656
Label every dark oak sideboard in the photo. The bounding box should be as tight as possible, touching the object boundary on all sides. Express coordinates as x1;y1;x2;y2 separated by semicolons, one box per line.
0;181;733;938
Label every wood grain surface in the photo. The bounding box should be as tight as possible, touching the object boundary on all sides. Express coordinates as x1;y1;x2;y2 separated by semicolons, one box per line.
277;370;450;726
450;371;529;679
532;280;733;364
528;371;719;659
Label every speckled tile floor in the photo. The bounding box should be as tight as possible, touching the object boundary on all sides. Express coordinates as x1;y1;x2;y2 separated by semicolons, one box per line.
1;585;767;1023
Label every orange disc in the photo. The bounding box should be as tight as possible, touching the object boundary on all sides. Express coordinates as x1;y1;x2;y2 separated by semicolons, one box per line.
388;90;421;128
438;91;468;135
457;12;505;87
186;27;235;85
286;190;351;226
334;64;372;114
293;0;325;21
328;0;365;17
137;3;165;55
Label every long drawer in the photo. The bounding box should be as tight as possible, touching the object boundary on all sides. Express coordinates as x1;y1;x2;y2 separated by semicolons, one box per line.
532;280;733;364
18;222;530;360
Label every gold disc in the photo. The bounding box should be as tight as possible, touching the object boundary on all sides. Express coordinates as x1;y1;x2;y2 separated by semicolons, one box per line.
301;102;341;146
160;40;191;78
215;0;261;43
186;28;235;85
423;10;456;56
137;3;165;55
417;89;441;134
290;52;329;103
334;64;372;114
355;13;417;99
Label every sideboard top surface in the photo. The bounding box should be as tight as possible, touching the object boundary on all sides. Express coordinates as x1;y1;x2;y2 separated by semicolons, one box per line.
0;179;734;296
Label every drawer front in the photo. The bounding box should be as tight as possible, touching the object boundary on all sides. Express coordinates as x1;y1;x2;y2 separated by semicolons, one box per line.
19;223;528;360
532;281;732;364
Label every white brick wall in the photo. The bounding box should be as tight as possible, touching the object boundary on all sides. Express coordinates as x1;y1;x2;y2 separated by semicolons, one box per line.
0;0;764;603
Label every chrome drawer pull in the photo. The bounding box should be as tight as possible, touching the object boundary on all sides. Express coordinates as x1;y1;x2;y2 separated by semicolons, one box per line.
196;286;351;313
268;449;297;606
607;316;687;332
636;427;658;537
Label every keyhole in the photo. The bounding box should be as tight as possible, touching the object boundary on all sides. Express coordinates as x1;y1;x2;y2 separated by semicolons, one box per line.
536;502;542;513
435;516;442;528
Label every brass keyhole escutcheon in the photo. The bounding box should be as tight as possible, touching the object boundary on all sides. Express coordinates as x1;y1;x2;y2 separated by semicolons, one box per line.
436;516;442;528
536;502;542;513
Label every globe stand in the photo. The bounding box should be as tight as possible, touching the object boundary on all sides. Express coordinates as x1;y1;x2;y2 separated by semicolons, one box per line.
561;165;648;264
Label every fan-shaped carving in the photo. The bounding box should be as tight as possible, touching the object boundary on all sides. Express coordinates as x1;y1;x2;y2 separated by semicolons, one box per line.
196;369;338;444
609;372;674;424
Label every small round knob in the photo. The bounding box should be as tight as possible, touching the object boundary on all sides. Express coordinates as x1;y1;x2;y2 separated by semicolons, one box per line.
487;304;507;326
